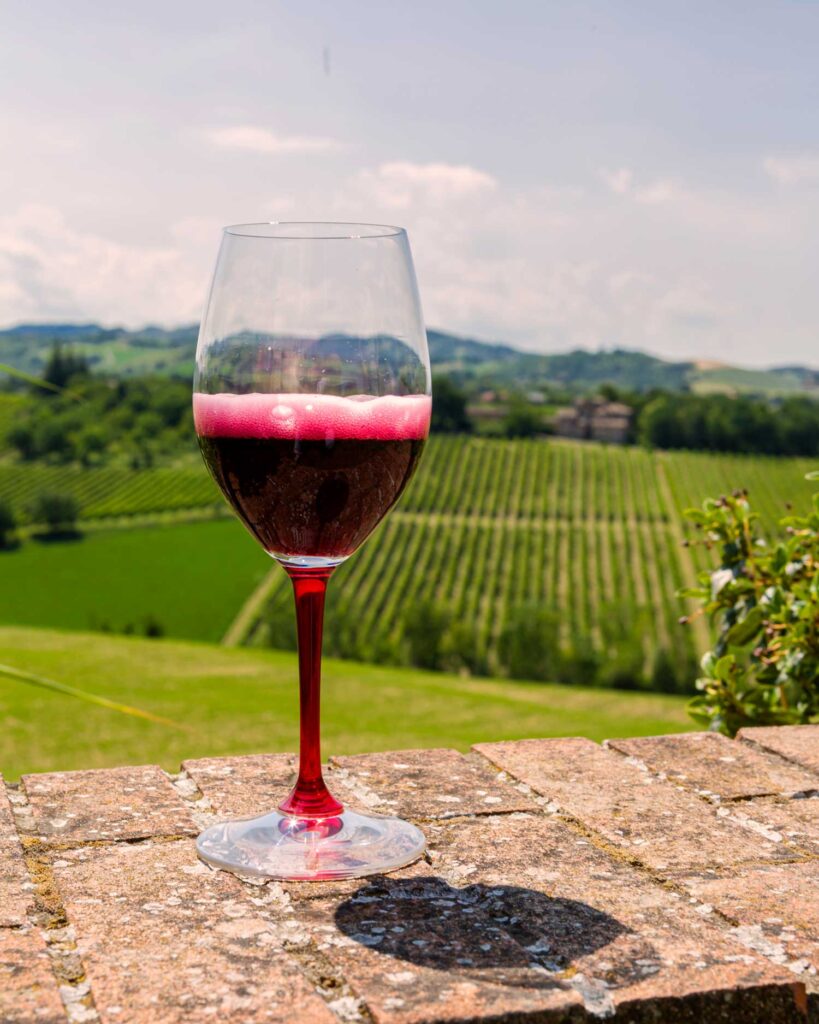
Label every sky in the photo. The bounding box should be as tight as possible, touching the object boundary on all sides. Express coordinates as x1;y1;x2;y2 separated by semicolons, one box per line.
1;1;818;367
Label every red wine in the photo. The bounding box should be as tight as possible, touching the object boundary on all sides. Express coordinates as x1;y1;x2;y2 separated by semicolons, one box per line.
194;393;430;560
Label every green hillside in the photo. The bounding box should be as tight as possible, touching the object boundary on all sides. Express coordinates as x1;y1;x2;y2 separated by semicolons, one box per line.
0;626;692;778
2;322;816;396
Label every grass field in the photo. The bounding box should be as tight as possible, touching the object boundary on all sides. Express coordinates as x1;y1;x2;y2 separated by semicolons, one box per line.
0;626;693;778
0;519;266;642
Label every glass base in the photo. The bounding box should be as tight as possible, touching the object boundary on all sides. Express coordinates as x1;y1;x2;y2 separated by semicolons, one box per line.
196;808;426;881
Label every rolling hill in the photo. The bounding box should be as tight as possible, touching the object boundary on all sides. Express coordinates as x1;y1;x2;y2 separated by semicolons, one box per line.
1;322;816;397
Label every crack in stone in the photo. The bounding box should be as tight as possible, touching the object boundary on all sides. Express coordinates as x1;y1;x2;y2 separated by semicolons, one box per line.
167;768;219;828
281;938;375;1024
6;780;100;1024
567;971;616;1018
168;765;377;1023
470;747;817;1009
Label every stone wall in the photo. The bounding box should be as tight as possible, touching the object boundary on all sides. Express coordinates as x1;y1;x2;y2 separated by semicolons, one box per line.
1;725;818;1022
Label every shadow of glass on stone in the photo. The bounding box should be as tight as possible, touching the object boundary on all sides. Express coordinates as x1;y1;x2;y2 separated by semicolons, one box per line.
334;875;643;991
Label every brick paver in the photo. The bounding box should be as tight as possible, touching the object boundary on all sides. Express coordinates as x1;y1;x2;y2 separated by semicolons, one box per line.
739;724;819;776
474;737;794;871
52;839;336;1024
0;776;31;927
22;765;196;843
676;860;819;1011
720;795;819;857
182;753;296;819
428;814;804;1021
0;927;65;1024
292;880;585;1023
288;813;803;1023
608;731;819;800
330;747;536;819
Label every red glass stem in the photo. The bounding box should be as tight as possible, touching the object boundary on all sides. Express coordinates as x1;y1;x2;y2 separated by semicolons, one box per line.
278;566;344;819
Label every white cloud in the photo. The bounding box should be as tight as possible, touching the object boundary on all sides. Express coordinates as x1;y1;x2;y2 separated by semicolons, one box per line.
600;167;633;194
634;179;681;205
600;167;682;205
1;156;818;367
763;154;819;185
356;162;498;209
203;124;341;155
0;205;206;325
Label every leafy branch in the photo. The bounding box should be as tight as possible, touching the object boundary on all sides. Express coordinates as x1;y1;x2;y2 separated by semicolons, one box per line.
679;472;819;735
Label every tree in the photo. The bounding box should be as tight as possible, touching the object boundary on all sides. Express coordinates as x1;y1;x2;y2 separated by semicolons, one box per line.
403;600;451;670
0;501;17;549
441;621;488;676
7;425;36;461
650;649;680;694
502;398;543;439
431;376;472;433
33;420;74;463
498;604;561;681
41;344;89;391
28;492;80;535
76;427;107;467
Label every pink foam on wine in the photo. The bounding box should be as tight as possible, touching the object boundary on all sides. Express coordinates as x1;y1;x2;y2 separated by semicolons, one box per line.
193;392;431;441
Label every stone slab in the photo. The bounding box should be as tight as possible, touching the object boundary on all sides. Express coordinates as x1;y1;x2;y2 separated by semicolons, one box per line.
289;813;804;1023
720;796;819;857
182;753;296;820
739;725;819;777
0;777;32;927
608;731;819;801
51;838;335;1024
292;881;584;1023
0;926;65;1024
429;814;806;1021
474;737;794;872
22;765;196;843
330;747;536;820
675;860;819;1004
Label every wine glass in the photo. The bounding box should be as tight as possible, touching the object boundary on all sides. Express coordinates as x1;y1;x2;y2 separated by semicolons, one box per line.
192;222;431;880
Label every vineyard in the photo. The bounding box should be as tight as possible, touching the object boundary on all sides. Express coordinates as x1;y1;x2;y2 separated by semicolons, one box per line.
0;432;814;689
246;437;817;685
0;463;220;522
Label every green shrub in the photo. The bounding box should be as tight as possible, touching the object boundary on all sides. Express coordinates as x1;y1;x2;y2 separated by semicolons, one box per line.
597;602;648;690
431;376;472;433
28;492;80;534
441;622;488;676
649;648;680;694
501;398;543;439
680;474;819;734
498;604;561;681
558;634;600;686
0;501;16;549
403;600;451;670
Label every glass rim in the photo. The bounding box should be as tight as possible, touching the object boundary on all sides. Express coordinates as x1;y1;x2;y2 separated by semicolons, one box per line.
223;221;406;240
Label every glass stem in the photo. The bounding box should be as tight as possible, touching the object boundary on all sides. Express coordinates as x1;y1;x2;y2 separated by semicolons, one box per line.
278;566;344;819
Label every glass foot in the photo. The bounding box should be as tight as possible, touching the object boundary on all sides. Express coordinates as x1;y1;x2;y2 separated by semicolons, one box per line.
196;808;426;881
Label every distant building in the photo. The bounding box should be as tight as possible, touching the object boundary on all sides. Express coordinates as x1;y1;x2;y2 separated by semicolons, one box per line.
553;397;633;444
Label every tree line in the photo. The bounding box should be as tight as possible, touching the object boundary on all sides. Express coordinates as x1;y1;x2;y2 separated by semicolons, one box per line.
4;346;195;468
434;375;819;456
